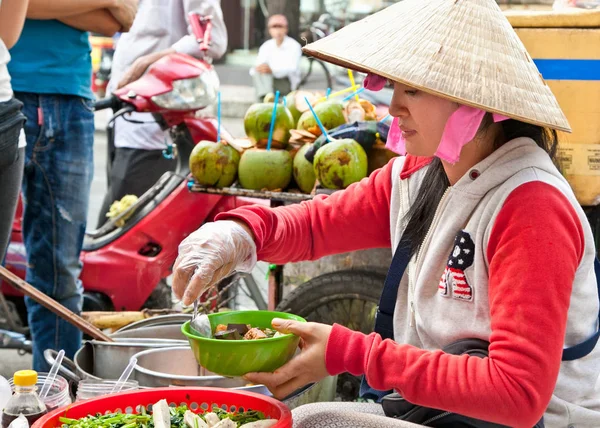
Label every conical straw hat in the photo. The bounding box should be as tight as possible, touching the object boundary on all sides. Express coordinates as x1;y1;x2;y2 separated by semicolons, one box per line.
303;0;571;132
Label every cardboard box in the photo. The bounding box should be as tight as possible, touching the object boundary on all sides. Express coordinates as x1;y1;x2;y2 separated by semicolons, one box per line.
506;10;600;205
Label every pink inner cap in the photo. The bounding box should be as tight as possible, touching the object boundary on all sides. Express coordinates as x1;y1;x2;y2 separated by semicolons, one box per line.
365;73;509;163
386;107;509;164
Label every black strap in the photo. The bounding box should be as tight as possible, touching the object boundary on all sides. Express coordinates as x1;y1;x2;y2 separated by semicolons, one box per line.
561;258;600;361
360;232;411;400
374;233;412;340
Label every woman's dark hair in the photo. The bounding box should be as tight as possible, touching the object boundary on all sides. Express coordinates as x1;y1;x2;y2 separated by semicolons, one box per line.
402;116;559;257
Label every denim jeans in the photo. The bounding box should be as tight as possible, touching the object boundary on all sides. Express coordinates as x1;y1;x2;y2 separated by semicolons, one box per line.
14;92;94;371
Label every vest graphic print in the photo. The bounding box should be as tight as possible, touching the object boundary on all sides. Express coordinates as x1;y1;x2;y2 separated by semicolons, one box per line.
439;230;475;301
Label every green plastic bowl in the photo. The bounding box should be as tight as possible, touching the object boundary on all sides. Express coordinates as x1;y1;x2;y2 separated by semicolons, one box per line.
181;310;305;377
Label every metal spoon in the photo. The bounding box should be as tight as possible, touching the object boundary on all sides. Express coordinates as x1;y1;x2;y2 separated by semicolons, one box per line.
190;300;212;338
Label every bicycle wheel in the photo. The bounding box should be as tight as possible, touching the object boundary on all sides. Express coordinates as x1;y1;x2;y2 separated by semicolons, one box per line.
276;270;385;401
298;57;333;90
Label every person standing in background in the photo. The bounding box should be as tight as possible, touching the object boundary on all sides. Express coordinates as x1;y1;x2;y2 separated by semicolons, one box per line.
0;0;28;262
97;0;227;227
251;14;302;101
8;0;138;371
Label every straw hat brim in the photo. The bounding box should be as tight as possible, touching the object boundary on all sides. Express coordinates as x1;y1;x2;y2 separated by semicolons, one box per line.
303;47;570;132
302;0;572;133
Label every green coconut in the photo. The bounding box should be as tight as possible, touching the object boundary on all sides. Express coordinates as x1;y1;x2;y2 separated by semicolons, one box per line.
263;93;275;103
189;141;240;188
297;101;345;137
313;139;368;189
285;90;319;125
293;143;317;193
238;148;293;190
244;103;294;148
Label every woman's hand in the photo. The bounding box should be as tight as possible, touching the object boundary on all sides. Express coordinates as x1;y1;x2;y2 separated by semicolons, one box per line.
172;220;257;306
244;318;333;399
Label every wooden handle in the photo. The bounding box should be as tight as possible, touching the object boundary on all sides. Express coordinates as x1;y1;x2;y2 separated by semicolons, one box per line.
0;266;113;342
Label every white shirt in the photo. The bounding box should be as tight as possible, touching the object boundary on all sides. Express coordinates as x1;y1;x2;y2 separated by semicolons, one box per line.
251;36;303;90
0;16;26;149
0;38;11;103
108;0;227;150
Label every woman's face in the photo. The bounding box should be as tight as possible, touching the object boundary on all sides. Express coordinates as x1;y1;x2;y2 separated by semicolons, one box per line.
389;82;459;157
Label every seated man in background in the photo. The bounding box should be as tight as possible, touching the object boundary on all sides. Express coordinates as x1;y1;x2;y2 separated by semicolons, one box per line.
251;14;302;101
97;0;228;227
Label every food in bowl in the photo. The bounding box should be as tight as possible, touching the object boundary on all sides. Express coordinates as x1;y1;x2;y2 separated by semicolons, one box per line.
58;399;277;428
182;311;305;377
213;324;284;341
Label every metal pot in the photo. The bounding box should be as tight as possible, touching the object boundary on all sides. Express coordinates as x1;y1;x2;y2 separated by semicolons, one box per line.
88;338;188;380
115;314;191;332
111;325;186;341
45;338;188;383
46;345;337;407
130;346;337;409
131;347;268;392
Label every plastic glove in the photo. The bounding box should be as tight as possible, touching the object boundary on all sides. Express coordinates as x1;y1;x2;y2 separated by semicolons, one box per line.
173;220;257;306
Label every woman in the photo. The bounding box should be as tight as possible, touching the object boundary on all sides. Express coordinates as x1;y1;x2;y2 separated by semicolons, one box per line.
0;0;28;261
173;0;600;426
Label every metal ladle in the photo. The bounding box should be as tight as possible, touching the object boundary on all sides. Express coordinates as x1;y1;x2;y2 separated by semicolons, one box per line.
190;300;212;338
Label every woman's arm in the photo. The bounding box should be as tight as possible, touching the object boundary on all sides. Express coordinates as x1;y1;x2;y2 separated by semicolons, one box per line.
59;9;121;36
215;158;399;264
0;0;29;49
325;181;584;427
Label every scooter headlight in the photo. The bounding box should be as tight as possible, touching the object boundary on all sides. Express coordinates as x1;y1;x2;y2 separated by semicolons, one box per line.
151;68;220;110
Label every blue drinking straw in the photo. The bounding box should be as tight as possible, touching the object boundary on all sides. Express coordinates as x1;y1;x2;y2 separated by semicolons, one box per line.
283;96;287;108
304;97;330;142
379;113;391;122
216;92;221;142
326;88;331;99
342;87;365;102
266;91;280;151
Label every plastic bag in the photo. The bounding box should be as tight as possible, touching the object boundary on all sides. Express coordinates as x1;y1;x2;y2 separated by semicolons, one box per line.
8;415;29;428
0;375;11;419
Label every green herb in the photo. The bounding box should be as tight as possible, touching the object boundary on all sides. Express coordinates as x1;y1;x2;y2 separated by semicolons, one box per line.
60;412;152;428
210;407;266;426
59;404;267;428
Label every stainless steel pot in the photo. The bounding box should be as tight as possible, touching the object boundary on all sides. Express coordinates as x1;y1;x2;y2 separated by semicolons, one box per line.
111;325;186;341
130;346;337;409
46;337;188;383
46;345;337;407
131;347;268;392
115;314;191;332
89;338;188;379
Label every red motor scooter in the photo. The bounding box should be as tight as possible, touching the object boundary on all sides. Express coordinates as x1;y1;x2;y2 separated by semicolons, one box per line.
0;14;267;349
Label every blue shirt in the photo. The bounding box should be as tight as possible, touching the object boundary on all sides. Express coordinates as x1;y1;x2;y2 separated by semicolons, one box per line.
8;19;93;99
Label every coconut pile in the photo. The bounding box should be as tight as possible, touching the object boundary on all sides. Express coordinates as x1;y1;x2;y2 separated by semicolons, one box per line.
189;90;397;193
